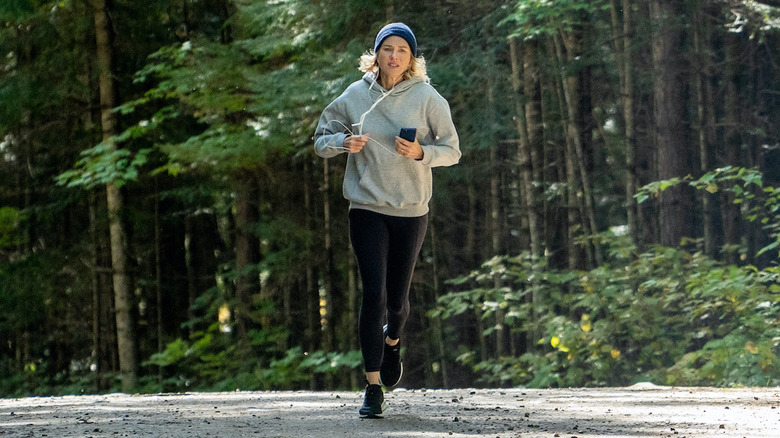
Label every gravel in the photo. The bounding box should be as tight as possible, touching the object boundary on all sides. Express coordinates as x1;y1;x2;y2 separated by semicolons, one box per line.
1;384;778;437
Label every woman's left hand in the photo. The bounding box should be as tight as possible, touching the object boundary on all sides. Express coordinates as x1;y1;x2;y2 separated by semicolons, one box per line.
395;136;424;160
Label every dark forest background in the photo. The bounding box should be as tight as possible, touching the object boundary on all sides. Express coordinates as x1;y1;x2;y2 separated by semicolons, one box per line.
2;0;780;396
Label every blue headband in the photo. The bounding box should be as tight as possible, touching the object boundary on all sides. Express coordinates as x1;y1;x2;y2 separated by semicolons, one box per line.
374;22;417;56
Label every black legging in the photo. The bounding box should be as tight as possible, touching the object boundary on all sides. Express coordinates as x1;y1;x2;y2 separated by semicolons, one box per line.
349;208;428;372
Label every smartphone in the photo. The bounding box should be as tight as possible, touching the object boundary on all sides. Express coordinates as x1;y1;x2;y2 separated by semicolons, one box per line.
399;128;416;142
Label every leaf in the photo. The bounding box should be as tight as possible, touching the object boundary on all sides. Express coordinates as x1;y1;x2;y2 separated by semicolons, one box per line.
551;336;570;352
756;241;779;257
580;314;591;332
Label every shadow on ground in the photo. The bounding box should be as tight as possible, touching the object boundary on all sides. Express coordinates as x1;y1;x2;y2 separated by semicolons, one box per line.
1;386;778;437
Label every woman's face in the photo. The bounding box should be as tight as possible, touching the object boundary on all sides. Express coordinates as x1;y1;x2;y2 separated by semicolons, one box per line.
376;36;412;80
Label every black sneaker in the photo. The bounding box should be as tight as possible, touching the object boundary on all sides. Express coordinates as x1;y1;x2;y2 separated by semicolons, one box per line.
358;384;387;418
379;325;403;388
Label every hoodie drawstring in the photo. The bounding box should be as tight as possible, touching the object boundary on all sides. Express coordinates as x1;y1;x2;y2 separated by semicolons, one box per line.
355;78;393;136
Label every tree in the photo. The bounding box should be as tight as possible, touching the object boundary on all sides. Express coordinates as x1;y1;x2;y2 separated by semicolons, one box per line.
610;0;638;246
3;0;780;395
650;0;695;247
93;0;137;392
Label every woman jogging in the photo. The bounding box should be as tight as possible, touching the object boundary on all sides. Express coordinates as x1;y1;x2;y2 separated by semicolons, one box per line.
313;22;460;418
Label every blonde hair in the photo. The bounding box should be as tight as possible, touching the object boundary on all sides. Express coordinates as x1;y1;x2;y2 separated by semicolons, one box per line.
359;50;429;83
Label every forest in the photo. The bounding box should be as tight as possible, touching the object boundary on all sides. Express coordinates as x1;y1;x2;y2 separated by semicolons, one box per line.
1;0;780;396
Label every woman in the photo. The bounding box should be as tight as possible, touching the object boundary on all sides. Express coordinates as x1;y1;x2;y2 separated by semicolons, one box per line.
314;22;460;418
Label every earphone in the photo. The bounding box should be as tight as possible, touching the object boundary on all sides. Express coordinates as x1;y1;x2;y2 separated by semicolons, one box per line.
317;77;403;156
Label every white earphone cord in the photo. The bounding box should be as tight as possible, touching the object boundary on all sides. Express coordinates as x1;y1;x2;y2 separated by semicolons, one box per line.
319;78;401;156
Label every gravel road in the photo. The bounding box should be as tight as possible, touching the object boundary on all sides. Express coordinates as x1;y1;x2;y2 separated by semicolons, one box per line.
1;384;778;437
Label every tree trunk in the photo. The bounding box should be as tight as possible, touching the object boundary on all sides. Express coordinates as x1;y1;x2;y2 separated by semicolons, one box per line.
93;0;137;392
428;209;449;387
553;32;599;268
694;3;721;258
466;184;478;267
303;156;320;390
82;55;108;390
183;211;219;336
510;36;545;352
651;0;694;246
508;37;531;254
721;33;743;264
486;74;507;357
635;0;658;245
234;173;260;345
557;19;601;266
611;0;639;246
89;192;107;389
523;37;546;352
321;158;336;389
184;216;197;336
321;158;335;354
154;178;163;382
523;39;544;260
559;74;581;270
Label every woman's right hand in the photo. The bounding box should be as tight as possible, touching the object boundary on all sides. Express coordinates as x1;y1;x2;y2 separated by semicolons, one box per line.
343;134;369;153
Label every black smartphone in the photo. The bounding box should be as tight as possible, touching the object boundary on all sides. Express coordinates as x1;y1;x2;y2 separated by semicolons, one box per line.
399;128;416;142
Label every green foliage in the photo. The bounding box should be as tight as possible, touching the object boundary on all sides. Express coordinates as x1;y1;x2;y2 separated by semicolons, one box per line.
637;166;780;257
504;0;611;40
0;206;26;248
0;256;48;336
0;0;35;19
145;322;267;391
440;166;780;387
5;0;780;397
99;0;366;181
145;325;362;391
262;347;362;389
0;250;94;397
435;234;780;388
56;142;153;188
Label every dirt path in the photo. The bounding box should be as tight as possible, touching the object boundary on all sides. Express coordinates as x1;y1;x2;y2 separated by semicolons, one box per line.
1;384;778;437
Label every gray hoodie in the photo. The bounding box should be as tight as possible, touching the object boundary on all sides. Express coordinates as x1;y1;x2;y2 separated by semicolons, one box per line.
314;72;460;217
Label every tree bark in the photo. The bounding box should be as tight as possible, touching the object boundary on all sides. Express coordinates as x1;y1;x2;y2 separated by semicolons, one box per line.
635;0;659;245
321;158;334;354
234;173;260;344
466;184;478;267
509;37;543;262
154;178;163;382
651;0;694;246
521;36;546;353
89;192;106;389
555;28;601;267
611;0;639;246
487;77;506;357
428;208;450;387
721;33;743;264
694;3;722;258
321;158;336;389
93;0;137;392
509;38;531;255
303;156;320;389
523;39;544;261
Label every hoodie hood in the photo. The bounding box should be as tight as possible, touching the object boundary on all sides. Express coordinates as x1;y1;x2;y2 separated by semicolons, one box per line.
353;71;426;136
362;71;425;96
